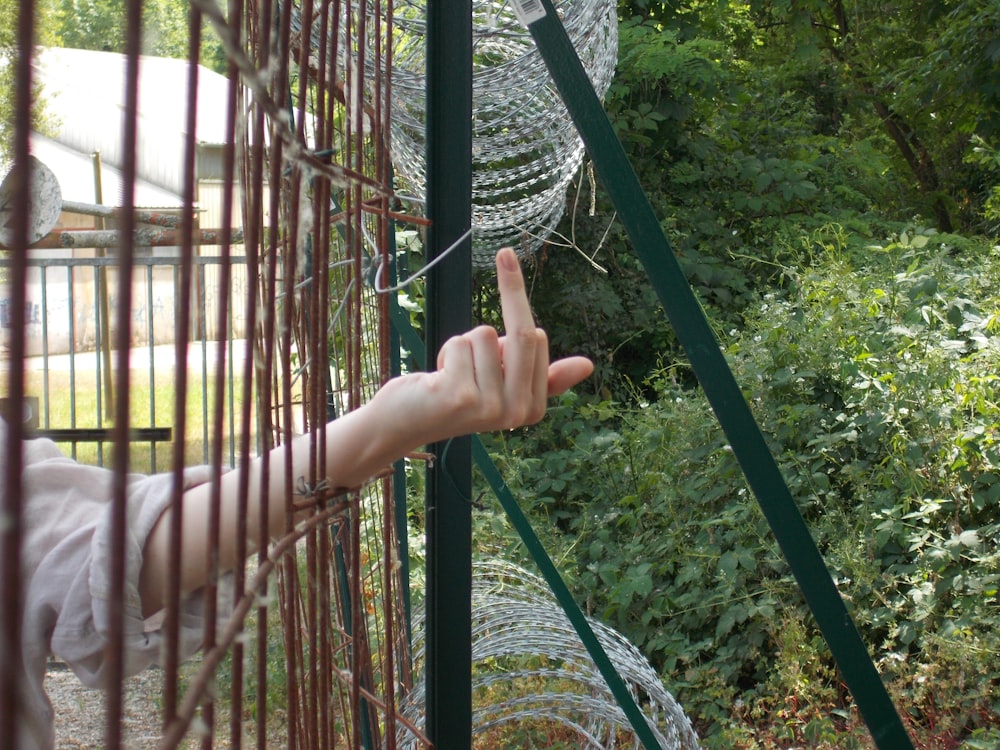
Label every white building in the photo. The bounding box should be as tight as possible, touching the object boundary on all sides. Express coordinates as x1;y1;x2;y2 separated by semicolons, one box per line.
3;46;247;356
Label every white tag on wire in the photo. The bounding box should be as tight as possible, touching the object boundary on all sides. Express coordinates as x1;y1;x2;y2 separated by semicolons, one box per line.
509;0;547;27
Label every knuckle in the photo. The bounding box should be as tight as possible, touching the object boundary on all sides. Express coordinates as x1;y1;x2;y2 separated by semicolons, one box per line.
476;394;504;429
527;399;547;425
504;400;533;431
508;324;538;346
471;325;500;344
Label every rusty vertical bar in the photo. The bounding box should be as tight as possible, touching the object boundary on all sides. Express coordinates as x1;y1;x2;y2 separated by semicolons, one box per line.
359;20;379;745
381;0;414;695
105;0;144;744
312;236;332;746
303;295;321;750
161;1;203;729
209;0;246;745
185;6;225;749
316;4;339;744
256;0;285;742
273;0;304;744
244;1;276;747
293;0;324;743
342;3;361;745
231;0;263;746
346;1;379;745
312;63;331;750
371;0;401;743
0;0;34;744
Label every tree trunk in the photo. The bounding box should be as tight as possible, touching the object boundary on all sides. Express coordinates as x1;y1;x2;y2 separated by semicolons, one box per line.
869;98;954;233
825;0;954;232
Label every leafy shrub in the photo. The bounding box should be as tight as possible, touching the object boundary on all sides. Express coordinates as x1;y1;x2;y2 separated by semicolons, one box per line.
520;15;905;399
486;227;1000;745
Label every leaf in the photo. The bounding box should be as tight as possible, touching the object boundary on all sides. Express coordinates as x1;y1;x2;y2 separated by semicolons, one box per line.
633;574;654;597
719;551;740;578
951;529;980;548
716;608;738;638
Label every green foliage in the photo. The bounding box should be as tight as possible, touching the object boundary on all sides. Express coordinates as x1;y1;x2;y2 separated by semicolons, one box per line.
526;0;1000;406
54;0;227;73
56;0;122;51
487;227;1000;744
967;135;1000;236
615;0;1000;239
740;0;999;233
515;241;676;400
524;13;909;398
0;0;59;154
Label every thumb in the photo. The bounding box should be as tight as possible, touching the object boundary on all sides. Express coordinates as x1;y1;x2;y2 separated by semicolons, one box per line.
546;356;594;397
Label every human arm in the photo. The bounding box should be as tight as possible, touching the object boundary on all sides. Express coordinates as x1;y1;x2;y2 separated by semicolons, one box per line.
138;247;593;615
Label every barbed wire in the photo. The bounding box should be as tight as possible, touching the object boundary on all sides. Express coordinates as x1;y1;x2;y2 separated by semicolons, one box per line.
290;0;618;268
398;559;701;749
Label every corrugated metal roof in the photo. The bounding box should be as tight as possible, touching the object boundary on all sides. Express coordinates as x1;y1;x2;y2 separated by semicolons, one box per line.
29;133;184;208
32;47;232;201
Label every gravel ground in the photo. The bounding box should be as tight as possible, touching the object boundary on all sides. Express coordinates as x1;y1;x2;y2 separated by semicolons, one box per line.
46;662;264;749
47;664;165;749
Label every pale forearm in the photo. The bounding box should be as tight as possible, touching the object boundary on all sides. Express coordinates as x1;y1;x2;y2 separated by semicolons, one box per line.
136;248;594;617
138;391;425;616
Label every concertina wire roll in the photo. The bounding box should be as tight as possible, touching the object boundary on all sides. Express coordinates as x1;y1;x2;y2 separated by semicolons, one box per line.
294;0;619;268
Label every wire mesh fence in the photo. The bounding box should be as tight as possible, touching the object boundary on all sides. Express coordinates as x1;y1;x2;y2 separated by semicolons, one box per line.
1;0;418;747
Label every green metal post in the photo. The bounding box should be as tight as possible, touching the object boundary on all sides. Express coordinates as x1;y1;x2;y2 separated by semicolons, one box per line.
389;303;667;750
425;1;474;747
520;3;914;748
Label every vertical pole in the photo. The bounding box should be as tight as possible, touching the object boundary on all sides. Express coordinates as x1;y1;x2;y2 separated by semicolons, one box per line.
92;151;115;422
106;0;143;742
424;0;473;747
1;0;34;744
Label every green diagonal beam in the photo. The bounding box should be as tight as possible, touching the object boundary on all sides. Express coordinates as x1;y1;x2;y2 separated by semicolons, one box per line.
521;2;914;748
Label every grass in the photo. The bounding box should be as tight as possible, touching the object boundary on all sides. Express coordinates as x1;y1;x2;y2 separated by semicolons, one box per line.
24;364;255;474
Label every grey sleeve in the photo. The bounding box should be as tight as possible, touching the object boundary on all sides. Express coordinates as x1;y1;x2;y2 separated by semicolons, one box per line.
12;439;235;749
43;466;235;687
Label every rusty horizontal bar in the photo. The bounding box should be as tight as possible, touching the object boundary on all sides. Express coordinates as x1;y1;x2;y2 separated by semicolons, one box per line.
61;200;203;228
1;226;244;250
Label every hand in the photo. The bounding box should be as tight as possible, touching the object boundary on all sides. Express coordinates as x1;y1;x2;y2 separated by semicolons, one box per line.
140;248;593;614
373;247;594;445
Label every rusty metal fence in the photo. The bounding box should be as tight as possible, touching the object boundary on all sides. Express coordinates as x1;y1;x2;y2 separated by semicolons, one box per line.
1;0;415;747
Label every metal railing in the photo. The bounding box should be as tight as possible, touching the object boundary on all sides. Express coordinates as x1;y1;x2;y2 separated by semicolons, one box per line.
1;254;249;471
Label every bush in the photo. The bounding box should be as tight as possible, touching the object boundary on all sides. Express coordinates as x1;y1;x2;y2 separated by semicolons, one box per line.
486;226;1000;745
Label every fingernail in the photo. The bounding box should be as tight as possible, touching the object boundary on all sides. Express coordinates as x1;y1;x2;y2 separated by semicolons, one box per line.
498;247;517;272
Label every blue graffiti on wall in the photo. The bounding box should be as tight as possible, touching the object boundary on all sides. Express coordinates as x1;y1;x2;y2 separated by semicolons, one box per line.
0;299;43;328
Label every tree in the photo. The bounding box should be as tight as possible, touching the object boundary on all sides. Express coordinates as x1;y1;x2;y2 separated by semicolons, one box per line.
0;0;59;156
617;0;998;234
54;0;226;73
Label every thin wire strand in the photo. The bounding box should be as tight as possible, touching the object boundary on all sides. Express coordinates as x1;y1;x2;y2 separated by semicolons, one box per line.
372;227;473;293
